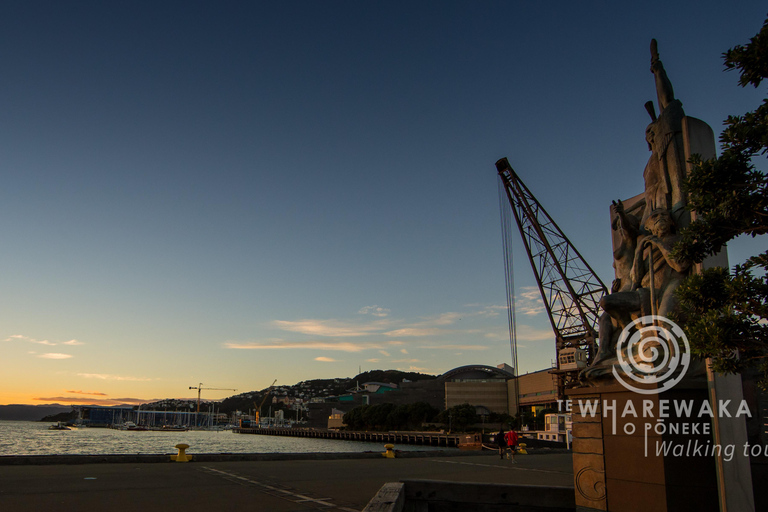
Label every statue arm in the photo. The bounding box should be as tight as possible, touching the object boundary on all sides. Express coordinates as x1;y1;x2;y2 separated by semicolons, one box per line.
650;39;675;111
645;236;690;273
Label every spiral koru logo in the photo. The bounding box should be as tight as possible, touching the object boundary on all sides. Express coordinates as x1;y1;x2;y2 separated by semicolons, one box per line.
612;315;690;395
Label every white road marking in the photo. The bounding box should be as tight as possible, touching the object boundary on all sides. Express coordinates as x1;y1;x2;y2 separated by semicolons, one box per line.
200;466;359;511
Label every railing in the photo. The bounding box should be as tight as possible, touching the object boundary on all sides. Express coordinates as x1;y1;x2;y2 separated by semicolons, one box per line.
233;427;465;447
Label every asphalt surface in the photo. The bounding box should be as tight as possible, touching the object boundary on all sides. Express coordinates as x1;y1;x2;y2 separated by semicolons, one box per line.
0;452;574;511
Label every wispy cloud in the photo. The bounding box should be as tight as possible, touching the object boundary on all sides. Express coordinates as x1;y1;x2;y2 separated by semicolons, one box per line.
419;344;490;351
225;340;402;353
34;396;151;405
358;305;391;317
396;365;435;374
384;328;449;337
392;358;422;363
66;390;108;396
516;324;553;342
271;319;391;337
400;349;408;354
314;356;337;362
38;353;73;359
517;287;545;316
5;335;85;346
378;350;390;357
366;358;380;363
77;373;152;382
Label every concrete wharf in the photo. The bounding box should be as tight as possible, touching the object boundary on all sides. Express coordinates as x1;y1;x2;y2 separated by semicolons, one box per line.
233;427;469;447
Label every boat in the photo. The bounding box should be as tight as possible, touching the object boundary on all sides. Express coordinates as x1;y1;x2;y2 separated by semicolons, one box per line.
48;422;71;431
155;425;189;432
119;421;149;431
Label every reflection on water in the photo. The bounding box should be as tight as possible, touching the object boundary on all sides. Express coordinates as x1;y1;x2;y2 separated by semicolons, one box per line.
0;421;449;456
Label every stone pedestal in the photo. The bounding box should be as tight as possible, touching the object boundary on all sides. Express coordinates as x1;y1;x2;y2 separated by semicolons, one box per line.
568;382;718;512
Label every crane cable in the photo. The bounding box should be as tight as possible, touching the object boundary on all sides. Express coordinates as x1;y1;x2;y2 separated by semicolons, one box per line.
498;178;520;414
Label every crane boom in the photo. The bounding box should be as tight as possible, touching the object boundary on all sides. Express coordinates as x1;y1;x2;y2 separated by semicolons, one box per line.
254;379;277;425
496;157;607;397
189;383;237;414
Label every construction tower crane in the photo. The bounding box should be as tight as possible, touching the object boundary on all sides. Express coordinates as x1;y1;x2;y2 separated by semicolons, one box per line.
189;383;237;415
254;379;277;425
496;157;607;398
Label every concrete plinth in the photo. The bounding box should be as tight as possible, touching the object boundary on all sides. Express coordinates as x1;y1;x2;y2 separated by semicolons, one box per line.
568;382;718;512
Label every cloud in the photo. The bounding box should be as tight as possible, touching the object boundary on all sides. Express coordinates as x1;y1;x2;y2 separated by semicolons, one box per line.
384;328;448;337
420;344;489;351
396;365;434;374
66;390;108;396
314;356;337;362
5;335;85;346
6;335;55;345
378;350;390;357
365;358;380;363
391;358;422;363
225;340;402;353
517;287;546;316
515;324;554;342
358;305;391;317
77;373;152;381
428;312;464;325
34;396;151;405
400;349;408;354
37;353;73;359
271;319;390;337
465;304;508;318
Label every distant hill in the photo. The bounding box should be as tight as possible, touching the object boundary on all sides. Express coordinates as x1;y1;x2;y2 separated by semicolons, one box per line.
217;369;438;415
352;369;435;385
0;405;73;421
2;370;439;420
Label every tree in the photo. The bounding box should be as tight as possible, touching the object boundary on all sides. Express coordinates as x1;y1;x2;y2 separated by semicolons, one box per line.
673;17;768;388
435;404;479;432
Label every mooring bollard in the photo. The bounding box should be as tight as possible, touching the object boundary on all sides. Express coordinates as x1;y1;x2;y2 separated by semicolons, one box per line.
171;443;193;462
382;443;395;459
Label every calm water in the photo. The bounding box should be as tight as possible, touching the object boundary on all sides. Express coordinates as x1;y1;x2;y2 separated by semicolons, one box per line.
0;421;448;456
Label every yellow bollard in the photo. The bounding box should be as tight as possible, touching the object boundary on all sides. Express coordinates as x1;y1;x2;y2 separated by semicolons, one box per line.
170;443;193;462
382;443;395;459
517;443;528;455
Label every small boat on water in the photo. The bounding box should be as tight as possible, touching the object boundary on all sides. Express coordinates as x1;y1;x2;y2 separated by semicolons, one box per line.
119;421;149;431
156;425;189;432
48;422;71;431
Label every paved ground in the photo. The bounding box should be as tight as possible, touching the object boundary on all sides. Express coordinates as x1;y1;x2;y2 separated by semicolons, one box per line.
0;452;574;511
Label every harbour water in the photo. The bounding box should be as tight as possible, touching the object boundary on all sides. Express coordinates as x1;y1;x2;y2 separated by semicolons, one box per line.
0;421;448;456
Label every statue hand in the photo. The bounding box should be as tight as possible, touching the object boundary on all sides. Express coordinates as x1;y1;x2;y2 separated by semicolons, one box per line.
643;233;659;244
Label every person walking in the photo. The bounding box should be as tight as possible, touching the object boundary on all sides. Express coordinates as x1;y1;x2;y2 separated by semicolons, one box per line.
505;429;519;463
496;428;507;459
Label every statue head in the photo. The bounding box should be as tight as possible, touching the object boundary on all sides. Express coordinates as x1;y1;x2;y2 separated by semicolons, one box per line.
644;208;674;237
645;124;657;152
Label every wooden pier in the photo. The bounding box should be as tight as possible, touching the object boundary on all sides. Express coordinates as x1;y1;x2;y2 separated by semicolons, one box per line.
233;427;478;448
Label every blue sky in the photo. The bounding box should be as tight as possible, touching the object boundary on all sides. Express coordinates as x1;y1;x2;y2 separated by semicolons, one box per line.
1;1;765;405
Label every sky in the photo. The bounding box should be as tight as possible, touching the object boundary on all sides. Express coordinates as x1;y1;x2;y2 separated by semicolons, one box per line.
1;1;766;406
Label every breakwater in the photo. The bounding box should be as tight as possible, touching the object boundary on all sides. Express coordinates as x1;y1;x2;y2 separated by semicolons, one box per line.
233;427;475;448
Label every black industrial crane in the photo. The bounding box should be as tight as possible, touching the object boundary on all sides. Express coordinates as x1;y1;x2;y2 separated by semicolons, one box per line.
496;157;607;397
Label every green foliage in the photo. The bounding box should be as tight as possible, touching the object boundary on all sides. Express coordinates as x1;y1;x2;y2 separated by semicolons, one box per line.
435;403;480;432
674;17;768;388
674;262;768;381
342;402;440;431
